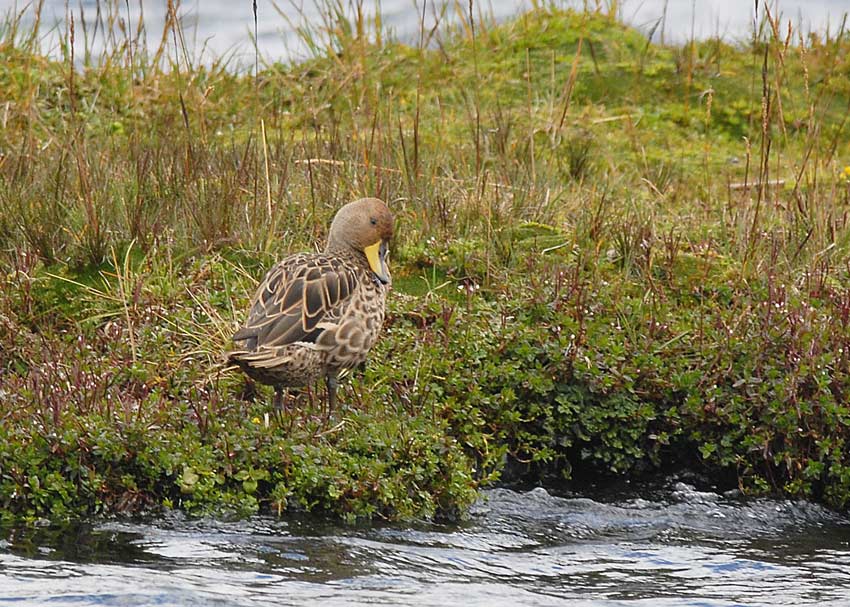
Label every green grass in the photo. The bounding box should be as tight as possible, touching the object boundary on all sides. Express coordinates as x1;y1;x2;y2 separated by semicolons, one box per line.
1;1;850;523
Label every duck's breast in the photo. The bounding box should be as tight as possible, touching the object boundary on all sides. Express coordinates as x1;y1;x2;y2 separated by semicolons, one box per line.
325;278;388;370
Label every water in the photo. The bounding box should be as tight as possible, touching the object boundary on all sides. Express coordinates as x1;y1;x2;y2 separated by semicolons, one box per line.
7;0;849;67
3;480;850;606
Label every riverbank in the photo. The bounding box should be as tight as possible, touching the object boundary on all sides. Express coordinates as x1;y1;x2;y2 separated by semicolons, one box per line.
1;5;849;523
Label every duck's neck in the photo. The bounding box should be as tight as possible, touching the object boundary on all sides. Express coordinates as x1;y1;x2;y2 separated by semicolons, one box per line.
325;241;370;272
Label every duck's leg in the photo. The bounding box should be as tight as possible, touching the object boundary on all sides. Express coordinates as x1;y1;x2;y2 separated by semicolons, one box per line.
326;374;339;419
273;386;284;412
240;379;258;403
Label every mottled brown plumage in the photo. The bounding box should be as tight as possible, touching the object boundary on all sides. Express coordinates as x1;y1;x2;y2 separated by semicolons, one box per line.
228;198;394;413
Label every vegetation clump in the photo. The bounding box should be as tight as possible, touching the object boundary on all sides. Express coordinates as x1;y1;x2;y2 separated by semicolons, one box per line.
1;3;850;522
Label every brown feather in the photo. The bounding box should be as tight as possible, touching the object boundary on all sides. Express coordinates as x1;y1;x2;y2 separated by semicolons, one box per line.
304;281;324;318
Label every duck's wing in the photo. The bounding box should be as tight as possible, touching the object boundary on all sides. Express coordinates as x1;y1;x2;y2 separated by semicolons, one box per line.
232;253;358;350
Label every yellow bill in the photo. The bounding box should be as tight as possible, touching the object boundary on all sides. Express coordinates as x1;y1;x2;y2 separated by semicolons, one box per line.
364;240;390;284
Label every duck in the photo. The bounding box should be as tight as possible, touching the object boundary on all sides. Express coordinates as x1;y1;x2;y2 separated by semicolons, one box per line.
228;197;394;413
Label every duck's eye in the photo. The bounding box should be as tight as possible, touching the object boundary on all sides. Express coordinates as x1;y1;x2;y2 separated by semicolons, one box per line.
370;217;377;226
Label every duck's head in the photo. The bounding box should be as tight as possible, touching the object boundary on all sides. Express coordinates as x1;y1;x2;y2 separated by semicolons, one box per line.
326;197;394;284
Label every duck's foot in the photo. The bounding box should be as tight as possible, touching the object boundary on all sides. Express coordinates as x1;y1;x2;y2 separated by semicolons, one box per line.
270;388;302;434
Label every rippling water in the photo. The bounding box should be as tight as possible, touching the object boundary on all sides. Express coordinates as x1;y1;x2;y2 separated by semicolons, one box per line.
3;481;850;606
